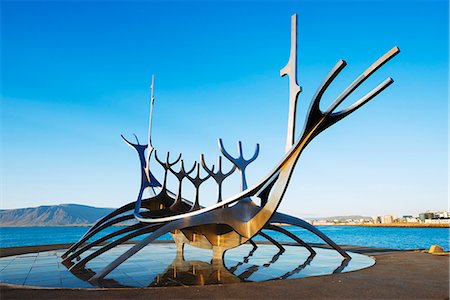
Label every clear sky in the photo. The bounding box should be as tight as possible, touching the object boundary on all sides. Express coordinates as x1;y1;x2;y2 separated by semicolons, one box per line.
1;0;448;218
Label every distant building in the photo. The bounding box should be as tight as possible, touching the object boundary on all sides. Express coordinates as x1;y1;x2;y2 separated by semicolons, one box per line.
400;215;419;223
424;219;450;224
419;212;434;222
419;211;450;222
434;211;450;219
375;215;394;224
313;220;334;226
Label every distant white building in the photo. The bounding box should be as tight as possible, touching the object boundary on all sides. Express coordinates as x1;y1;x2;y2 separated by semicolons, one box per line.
405;217;419;223
375;215;394;224
313;220;334;226
434;211;450;219
419;211;450;222
425;219;450;224
400;215;419;223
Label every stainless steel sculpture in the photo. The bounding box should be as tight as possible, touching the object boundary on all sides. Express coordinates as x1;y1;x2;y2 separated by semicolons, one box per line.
62;14;399;284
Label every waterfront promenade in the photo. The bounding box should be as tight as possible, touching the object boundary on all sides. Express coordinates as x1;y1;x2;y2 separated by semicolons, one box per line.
1;243;448;299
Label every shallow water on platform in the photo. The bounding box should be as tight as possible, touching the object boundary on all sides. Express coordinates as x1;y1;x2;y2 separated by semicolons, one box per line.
0;244;374;288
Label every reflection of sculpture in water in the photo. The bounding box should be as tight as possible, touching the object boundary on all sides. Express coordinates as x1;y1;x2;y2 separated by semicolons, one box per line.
148;242;309;286
61;242;353;287
147;243;353;286
61;13;399;284
61;259;129;288
148;248;241;287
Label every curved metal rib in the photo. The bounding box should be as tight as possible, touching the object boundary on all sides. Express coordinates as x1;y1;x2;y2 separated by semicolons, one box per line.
271;212;350;259
89;221;179;281
71;223;163;270
265;224;316;255
63;223;145;263
63;214;135;259
62;201;136;258
258;231;285;253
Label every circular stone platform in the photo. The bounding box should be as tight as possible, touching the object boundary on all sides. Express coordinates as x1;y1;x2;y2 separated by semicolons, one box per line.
0;243;373;288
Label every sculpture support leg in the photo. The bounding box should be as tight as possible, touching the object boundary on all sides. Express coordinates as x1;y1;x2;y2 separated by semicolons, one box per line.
63;223;145;263
258;231;285;253
71;223;162;270
265;224;316;255
271;212;350;258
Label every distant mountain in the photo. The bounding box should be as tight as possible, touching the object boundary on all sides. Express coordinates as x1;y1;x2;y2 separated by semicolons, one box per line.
0;204;115;226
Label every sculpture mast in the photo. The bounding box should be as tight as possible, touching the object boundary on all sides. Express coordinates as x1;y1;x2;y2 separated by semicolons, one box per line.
280;14;301;153
145;74;155;186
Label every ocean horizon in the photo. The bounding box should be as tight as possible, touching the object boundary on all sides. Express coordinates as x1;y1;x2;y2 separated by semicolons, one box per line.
1;225;448;251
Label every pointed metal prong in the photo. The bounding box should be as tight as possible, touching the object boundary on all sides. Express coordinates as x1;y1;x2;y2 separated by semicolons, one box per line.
186;161;197;175
154;150;164;166
324;46;400;115
310;60;347;114
133;133;140;145
200;154;215;174
121;134;134;146
237;141;244;158
331;77;394;120
218;138;236;165
247;143;260;164
170;153;182;166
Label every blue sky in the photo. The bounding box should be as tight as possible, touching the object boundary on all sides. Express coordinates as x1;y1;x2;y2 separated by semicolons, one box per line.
1;0;448;218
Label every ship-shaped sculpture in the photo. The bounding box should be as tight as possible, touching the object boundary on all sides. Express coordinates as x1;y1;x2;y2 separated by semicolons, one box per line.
62;14;399;283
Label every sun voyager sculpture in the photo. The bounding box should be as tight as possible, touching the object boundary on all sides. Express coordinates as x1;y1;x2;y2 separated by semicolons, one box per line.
62;14;399;284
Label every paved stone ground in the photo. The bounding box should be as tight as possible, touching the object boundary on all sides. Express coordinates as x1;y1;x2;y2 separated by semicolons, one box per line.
1;244;448;299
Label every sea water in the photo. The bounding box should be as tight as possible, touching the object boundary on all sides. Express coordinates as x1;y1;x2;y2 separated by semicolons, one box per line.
0;226;448;251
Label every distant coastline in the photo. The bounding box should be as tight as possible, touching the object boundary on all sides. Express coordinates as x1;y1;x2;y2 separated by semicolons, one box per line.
314;223;449;228
2;205;449;228
251;222;450;228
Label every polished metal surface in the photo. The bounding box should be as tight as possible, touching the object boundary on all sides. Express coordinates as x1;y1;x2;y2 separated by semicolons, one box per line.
63;13;399;284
